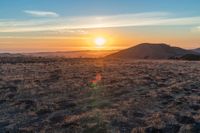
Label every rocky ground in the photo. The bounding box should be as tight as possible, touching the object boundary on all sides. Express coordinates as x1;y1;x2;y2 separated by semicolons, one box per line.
0;58;200;133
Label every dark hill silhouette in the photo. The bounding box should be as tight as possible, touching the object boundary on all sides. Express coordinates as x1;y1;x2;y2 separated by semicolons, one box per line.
106;43;197;59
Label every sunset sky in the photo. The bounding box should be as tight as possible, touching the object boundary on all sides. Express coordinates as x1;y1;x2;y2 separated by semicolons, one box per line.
0;0;200;52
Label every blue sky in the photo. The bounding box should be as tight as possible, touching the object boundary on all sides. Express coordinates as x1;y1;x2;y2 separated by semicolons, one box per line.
0;0;200;52
1;0;200;19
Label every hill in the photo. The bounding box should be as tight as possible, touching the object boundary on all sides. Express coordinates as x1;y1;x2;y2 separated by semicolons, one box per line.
106;43;197;59
192;48;200;53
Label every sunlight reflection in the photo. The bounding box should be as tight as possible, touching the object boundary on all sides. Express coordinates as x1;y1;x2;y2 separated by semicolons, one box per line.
91;73;102;89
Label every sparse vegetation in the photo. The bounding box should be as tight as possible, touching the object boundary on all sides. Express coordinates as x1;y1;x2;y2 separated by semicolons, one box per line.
0;57;200;132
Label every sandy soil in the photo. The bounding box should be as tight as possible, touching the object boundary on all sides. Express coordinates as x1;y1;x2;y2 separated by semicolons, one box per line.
0;58;200;133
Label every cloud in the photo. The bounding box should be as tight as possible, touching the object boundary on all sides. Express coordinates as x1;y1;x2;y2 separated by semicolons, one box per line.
195;26;200;32
0;12;200;33
24;10;59;17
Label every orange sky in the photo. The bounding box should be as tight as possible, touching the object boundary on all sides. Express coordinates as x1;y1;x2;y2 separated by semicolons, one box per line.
1;26;200;53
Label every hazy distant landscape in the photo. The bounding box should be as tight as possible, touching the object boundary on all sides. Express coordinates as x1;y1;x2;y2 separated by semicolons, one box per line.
1;43;200;61
24;50;118;58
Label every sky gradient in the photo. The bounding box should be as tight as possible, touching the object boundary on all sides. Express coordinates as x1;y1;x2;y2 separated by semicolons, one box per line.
0;0;200;52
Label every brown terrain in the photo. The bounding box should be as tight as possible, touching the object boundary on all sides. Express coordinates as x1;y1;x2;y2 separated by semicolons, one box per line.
0;57;200;133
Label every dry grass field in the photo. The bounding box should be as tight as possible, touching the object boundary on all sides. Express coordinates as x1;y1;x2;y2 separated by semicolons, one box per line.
0;57;200;133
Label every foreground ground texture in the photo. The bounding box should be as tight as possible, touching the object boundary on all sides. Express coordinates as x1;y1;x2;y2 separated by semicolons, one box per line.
0;58;200;133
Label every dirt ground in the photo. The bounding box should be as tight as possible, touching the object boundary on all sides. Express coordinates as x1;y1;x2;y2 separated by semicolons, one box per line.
0;58;200;133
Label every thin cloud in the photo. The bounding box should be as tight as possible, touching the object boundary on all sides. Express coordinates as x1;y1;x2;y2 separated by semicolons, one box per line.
24;10;59;17
0;12;200;33
195;26;200;32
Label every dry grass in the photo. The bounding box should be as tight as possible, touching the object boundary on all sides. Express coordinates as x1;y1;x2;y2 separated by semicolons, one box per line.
0;58;200;132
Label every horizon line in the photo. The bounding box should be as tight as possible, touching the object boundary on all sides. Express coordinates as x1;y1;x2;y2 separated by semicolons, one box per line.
0;42;199;54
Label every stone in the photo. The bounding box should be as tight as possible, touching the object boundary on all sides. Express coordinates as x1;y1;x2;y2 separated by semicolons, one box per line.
176;115;195;124
161;124;180;133
145;127;162;133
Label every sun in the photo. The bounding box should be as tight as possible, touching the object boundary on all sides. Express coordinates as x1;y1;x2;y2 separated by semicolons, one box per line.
94;37;106;48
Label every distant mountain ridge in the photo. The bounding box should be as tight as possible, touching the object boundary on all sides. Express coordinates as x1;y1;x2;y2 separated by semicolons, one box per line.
0;53;23;57
0;50;118;58
106;43;198;59
192;48;200;53
23;50;118;58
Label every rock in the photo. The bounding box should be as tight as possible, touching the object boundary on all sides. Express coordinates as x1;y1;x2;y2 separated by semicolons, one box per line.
14;99;36;110
21;100;36;110
159;94;174;105
189;104;200;111
0;99;6;104
1;85;17;92
36;108;52;116
12;80;22;85
161;124;180;133
5;123;18;133
111;120;133;133
113;90;130;97
145;127;162;133
175;101;182;105
132;112;145;118
176;115;195;124
0;120;9;128
179;124;199;133
61;122;79;128
48;111;67;124
194;122;200;132
122;110;145;118
6;92;15;99
159;94;174;100
56;100;76;110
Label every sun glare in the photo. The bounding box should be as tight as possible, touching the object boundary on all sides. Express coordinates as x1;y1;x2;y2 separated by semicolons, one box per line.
94;37;106;48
